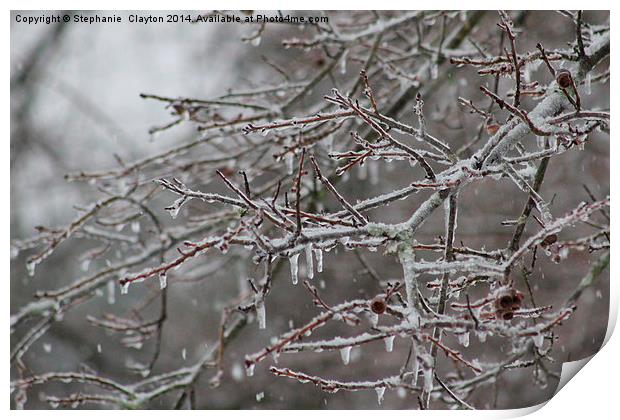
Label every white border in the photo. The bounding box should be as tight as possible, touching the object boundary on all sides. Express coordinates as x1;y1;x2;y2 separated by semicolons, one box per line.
4;3;617;418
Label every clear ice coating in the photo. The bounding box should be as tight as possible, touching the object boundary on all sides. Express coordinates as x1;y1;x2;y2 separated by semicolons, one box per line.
289;253;300;285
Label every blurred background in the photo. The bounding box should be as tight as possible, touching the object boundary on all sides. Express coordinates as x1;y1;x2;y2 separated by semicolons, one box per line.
11;10;609;409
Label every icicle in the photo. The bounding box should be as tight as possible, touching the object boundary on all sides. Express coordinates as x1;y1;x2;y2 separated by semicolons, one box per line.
231;363;244;382
585;73;592;95
340;346;352;365
256;299;266;330
457;332;470;348
107;280;116;305
305;244;314;279
340;50;348;74
256;392;265;402
121;282;130;295
369;161;380;185
182;348;187;360
285;153;294;175
159;272;168;289
314;248;323;273
250;36;262;47
97;344;102;353
357;161;368;180
384;336;395;352
26;260;36;277
245;363;255;377
375;387;386;405
289;253;300;285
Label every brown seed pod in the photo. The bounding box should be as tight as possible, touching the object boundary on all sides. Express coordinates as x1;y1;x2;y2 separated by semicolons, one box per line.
494;287;524;320
370;296;387;314
556;69;573;89
498;295;513;309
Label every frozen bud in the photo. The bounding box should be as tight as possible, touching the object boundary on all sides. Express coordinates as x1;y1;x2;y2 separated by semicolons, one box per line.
370;296;387;315
556;69;572;89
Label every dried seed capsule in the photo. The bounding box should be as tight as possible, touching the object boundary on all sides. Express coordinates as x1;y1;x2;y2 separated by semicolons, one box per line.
556;69;573;89
370;296;387;314
494;287;524;318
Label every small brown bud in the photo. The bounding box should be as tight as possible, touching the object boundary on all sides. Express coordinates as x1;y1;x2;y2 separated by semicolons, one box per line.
486;123;500;135
541;234;558;247
556;69;572;89
485;117;500;135
370;296;387;314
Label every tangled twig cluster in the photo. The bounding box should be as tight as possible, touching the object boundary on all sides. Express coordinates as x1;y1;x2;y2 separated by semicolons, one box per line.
11;10;609;409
